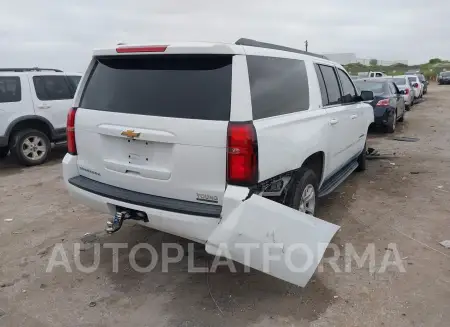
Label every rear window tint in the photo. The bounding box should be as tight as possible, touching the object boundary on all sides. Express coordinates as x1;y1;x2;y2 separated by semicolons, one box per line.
80;55;232;121
354;81;388;96
0;76;21;103
247;56;309;119
393;78;406;85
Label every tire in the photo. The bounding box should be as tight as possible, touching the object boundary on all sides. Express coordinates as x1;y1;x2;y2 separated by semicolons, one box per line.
285;167;319;216
10;129;51;166
386;111;396;133
405;104;410;111
356;142;367;172
0;146;9;159
398;110;405;122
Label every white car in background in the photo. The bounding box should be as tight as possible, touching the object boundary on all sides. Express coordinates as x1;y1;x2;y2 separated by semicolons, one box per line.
392;75;415;109
406;75;423;99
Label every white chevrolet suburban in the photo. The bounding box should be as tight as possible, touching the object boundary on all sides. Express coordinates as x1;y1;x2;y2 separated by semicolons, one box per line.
0;68;82;165
63;39;375;286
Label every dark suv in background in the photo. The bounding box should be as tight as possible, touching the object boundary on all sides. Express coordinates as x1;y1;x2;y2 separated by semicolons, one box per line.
438;72;450;85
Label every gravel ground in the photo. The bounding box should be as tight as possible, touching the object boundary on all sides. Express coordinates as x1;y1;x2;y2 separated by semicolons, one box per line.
0;84;449;327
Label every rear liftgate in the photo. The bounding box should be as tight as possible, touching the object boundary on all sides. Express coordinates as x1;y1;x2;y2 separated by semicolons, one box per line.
205;186;340;287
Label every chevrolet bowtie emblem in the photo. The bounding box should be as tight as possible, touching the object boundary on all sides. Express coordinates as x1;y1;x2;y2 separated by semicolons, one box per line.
121;130;140;138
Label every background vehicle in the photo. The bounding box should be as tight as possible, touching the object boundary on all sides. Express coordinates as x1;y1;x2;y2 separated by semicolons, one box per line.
392;75;415;109
416;73;428;94
354;78;405;133
438;71;450;85
368;71;387;77
406;75;423;99
62;39;374;286
0;68;82;165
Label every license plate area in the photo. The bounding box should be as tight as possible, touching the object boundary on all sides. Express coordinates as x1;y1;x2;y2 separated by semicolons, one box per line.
126;139;154;165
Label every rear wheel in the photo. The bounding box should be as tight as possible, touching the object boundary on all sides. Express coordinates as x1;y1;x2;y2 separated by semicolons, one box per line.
286;168;319;216
10;129;51;166
0;146;9;159
398;110;405;122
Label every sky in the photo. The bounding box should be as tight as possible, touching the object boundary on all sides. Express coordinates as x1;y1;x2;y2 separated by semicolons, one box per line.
0;0;449;72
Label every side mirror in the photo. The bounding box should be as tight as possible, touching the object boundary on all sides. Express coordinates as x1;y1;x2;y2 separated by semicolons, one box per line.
413;83;419;88
360;90;374;101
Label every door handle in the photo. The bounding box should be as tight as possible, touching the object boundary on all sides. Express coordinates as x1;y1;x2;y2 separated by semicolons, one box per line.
329;118;339;125
37;104;51;109
350;114;358;119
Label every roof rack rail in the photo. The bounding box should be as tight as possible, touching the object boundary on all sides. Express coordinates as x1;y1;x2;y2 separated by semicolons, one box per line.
0;67;63;73
235;38;328;60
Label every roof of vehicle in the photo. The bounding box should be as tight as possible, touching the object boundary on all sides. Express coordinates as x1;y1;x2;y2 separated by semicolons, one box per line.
92;38;341;67
0;67;62;72
354;78;390;83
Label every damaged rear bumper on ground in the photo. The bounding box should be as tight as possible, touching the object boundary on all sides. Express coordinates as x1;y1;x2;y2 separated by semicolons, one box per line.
206;186;340;287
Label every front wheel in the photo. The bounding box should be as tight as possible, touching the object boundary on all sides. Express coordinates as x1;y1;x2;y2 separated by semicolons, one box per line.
0;146;9;159
356;142;367;172
10;129;51;166
386;111;396;133
286;168;319;216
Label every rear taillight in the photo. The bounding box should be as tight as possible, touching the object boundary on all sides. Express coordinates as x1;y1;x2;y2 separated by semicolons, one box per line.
116;45;167;53
227;122;258;186
376;99;390;107
67;107;77;155
405;88;410;95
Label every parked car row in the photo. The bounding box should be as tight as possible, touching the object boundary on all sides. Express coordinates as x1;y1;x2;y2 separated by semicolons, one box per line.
353;71;428;133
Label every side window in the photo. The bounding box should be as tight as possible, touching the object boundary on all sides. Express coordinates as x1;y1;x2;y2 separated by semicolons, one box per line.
388;83;396;95
370;73;374;77
0;76;21;103
67;75;81;90
247;56;310;119
318;65;341;106
337;69;357;104
376;73;383;77
33;76;73;101
314;64;328;106
391;83;400;94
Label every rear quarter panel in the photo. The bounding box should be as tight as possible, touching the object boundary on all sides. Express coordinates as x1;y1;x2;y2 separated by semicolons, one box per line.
253;60;330;184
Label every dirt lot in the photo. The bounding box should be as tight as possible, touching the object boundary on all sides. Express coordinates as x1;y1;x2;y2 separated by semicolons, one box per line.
1;84;449;327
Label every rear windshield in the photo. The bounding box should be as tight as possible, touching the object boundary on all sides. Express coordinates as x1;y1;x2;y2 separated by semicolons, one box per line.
441;72;450;77
354;81;388;96
408;77;417;83
80;55;232;120
393;78;406;85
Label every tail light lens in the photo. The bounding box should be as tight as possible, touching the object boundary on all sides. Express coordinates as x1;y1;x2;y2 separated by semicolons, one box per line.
67;107;77;155
376;99;390;107
404;88;410;95
227;122;258;186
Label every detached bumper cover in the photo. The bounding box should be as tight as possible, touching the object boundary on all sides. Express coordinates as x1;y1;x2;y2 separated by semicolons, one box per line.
206;188;340;287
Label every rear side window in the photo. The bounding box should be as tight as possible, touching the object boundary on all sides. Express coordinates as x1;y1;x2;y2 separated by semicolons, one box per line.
80;55;232;121
337;69;357;103
67;75;81;89
0;76;21;103
33;76;73;101
317;65;341;105
247;56;309;119
314;65;328;106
